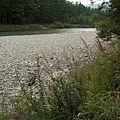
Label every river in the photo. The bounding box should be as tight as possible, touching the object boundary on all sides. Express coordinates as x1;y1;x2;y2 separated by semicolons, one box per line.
0;28;96;36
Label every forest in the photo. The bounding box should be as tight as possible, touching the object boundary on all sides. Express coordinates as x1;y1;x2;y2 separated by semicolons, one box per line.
0;0;106;27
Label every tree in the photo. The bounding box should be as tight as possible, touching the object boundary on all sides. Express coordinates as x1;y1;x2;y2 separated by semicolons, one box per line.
91;13;100;25
96;0;120;38
0;0;38;24
0;0;106;26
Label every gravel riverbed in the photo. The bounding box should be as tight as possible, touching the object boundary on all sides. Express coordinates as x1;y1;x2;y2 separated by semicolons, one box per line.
0;30;97;107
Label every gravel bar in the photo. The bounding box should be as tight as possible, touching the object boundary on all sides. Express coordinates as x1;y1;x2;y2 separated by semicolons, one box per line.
0;30;97;106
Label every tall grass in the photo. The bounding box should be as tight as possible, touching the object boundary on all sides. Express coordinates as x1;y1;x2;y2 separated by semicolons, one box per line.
1;37;120;120
0;24;43;32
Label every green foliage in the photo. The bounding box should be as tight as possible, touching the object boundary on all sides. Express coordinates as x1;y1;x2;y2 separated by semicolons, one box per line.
79;92;120;120
10;90;51;120
0;0;106;27
0;24;43;32
96;20;112;38
49;21;64;29
0;114;7;120
49;74;84;120
91;13;100;24
76;39;120;119
0;0;38;24
96;0;120;38
96;19;120;38
48;21;91;29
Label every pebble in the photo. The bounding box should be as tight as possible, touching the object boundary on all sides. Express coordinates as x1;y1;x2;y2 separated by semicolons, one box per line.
0;31;97;108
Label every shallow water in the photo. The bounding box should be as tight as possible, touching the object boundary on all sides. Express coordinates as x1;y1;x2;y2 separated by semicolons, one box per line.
0;28;96;36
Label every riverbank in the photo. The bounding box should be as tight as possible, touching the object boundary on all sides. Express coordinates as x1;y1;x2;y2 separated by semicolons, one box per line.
0;31;119;119
0;23;93;32
0;24;47;32
0;30;96;104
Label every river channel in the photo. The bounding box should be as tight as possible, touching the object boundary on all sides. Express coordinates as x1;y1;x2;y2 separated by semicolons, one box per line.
0;28;96;36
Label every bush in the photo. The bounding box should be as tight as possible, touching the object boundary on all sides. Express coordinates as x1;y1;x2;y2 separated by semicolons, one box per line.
95;0;120;38
48;21;64;29
96;19;120;38
0;24;43;32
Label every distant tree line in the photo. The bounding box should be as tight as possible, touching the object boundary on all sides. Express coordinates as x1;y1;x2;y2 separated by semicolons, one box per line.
0;0;106;26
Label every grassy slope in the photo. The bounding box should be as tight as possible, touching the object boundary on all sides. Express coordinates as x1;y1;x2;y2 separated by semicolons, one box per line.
0;24;45;32
0;23;93;32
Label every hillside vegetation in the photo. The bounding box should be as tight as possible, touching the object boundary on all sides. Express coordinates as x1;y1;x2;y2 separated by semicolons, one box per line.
0;0;106;31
